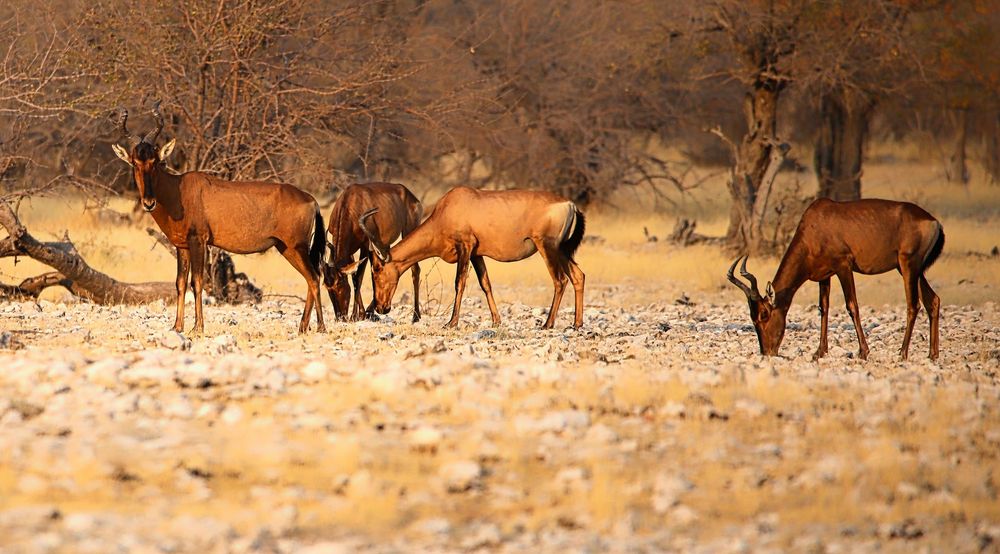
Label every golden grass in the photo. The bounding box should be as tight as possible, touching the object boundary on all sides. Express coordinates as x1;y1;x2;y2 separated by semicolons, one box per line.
1;158;997;311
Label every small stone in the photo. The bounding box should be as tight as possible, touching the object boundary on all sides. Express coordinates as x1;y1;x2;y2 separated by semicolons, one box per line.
440;460;482;493
653;473;694;513
220;405;243;425
158;331;192;351
461;522;502;549
85;358;129;387
301;361;330;382
409;517;452;537
670;504;698;526
410;426;443;452
471;329;497;340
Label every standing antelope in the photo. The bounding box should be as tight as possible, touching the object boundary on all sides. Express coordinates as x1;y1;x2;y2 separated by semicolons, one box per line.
351;186;586;329
323;182;423;321
111;103;326;334
728;198;944;361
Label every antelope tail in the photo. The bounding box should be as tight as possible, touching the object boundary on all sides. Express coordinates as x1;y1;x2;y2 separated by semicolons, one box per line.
922;221;945;270
558;204;586;261
309;208;326;274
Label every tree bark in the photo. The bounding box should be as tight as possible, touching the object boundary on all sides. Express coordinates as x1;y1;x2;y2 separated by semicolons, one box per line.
815;88;872;201
721;82;786;254
0;202;176;304
947;107;970;185
985;110;1000;185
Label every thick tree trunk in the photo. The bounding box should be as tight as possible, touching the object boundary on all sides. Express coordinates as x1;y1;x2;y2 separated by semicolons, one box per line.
815;88;872;201
0;202;176;304
985;110;1000;185
947;107;970;185
721;82;786;255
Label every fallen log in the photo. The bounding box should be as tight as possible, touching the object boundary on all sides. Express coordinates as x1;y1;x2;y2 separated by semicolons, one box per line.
0;201;176;304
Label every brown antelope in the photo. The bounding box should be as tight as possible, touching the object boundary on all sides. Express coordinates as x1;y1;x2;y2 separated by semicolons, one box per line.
111;103;326;334
350;186;586;329
728;198;944;361
323;182;423;321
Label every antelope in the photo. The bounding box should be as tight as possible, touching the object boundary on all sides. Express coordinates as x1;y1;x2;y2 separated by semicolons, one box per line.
323;182;423;321
728;198;944;361
111;103;326;334
350;186;586;329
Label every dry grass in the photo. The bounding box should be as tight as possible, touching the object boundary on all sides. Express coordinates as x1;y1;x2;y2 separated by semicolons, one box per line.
4;158;997;313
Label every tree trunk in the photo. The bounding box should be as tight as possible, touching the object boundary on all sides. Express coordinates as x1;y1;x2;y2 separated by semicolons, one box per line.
986;110;1000;185
0;202;176;304
721;82;786;255
815;88;872;201
947;107;970;185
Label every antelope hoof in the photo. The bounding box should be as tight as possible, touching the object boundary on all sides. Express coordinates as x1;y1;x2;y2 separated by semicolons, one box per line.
859;348;870;361
444;319;459;329
412;313;421;323
812;349;826;361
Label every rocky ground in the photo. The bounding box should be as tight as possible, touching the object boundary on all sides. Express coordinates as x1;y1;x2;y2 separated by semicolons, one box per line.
0;285;998;553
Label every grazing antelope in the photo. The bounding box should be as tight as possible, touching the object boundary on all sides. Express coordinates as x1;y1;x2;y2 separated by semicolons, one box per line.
351;186;586;329
323;182;423;321
111;103;326;334
728;198;944;361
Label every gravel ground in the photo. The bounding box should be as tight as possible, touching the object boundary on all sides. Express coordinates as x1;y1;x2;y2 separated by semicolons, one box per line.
0;287;998;553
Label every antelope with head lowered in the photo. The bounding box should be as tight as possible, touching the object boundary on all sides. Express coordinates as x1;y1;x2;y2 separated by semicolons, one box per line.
351;186;586;328
323;182;423;321
729;198;944;361
111;103;326;334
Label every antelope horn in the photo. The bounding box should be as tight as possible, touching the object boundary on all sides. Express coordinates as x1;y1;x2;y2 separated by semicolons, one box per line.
358;208;391;262
739;255;763;300
143;100;164;144
115;107;133;142
727;256;760;301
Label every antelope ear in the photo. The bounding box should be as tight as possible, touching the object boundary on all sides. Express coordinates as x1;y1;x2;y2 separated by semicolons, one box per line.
158;138;176;160
111;144;132;166
766;281;774;300
339;259;362;275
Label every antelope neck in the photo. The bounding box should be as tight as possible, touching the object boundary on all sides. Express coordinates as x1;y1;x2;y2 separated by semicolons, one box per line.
386;223;437;273
769;247;808;311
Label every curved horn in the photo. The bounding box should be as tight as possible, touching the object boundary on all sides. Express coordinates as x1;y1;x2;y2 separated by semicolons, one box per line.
143;100;164;144
727;256;760;301
358;207;391;262
115;107;133;142
739;255;763;298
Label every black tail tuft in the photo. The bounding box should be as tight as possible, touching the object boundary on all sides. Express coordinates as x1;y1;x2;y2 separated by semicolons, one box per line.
310;209;326;275
559;207;586;261
923;223;945;270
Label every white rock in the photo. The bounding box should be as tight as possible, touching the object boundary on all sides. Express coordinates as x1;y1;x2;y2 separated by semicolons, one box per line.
409;517;452;536
297;541;358;554
158;331;192;351
85;358;129;387
440;460;482;492
220;405;244;425
301;361;330;382
63;513;99;535
653;473;693;513
410;426;443;452
555;466;590;493
212;334;238;354
670;504;698;526
270;504;298;536
163;397;195;419
584;423;619;444
461;522;502;549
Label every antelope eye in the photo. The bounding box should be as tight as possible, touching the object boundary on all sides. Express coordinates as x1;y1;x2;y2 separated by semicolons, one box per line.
759;309;770;322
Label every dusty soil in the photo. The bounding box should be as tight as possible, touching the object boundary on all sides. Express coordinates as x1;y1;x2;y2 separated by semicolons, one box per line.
0;285;998;553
